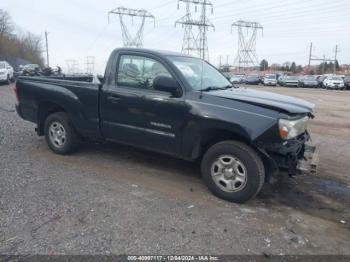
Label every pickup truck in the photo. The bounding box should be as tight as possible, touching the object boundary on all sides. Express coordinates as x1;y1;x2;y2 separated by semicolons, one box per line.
15;48;318;203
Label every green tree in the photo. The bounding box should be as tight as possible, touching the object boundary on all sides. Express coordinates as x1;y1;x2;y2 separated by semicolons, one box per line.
296;65;303;73
259;59;268;71
335;60;340;71
290;62;296;73
0;9;44;67
0;9;13;36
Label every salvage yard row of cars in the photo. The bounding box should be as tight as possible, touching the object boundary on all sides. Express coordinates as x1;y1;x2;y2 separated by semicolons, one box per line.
229;73;350;90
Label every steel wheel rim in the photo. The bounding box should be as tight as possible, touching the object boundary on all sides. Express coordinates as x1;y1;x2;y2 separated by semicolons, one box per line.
48;121;66;148
211;155;248;192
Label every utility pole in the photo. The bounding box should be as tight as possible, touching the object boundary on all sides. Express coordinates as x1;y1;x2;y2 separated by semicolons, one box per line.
108;7;155;48
219;55;222;69
45;31;50;67
231;20;263;72
308;42;312;67
322;55;325;74
226;54;229;66
333;44;338;73
175;0;214;61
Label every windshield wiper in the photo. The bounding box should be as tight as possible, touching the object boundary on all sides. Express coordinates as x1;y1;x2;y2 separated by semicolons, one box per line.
201;85;232;92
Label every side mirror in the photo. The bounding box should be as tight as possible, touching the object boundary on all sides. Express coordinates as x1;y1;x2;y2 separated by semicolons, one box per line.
97;74;105;84
153;76;181;97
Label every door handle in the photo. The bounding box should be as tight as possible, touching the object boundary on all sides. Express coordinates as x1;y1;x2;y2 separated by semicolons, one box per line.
107;95;121;103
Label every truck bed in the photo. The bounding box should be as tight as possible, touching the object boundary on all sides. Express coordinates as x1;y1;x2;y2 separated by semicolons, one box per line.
15;76;102;138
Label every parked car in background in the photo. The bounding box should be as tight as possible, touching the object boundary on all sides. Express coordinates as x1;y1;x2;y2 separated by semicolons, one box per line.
344;76;350;90
282;76;300;87
299;75;318;88
323;76;345;90
316;75;327;88
245;74;260;85
278;75;285;86
230;74;245;84
0;61;14;83
263;74;277;86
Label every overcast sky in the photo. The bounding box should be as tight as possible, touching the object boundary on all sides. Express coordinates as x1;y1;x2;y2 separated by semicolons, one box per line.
3;0;350;73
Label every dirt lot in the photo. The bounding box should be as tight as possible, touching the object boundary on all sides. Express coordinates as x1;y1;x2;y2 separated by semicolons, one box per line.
0;83;349;255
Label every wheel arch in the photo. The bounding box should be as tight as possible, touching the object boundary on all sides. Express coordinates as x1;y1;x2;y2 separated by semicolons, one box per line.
190;127;252;160
36;101;67;136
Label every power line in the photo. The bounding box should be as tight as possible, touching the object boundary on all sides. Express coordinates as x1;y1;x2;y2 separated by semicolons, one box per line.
213;0;348;22
149;0;174;11
108;6;155;48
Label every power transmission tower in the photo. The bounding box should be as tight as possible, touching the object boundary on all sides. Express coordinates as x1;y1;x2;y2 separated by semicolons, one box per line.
231;20;263;72
175;1;199;57
175;0;214;61
66;60;79;74
308;42;339;73
86;56;95;74
108;7;155;48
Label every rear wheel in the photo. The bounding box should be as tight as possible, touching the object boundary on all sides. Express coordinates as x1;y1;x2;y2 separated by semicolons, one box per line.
44;112;80;154
201;141;265;203
7;75;10;85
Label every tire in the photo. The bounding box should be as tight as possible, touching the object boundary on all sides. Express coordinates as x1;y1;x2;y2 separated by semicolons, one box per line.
201;140;265;203
44;112;80;154
7;75;11;85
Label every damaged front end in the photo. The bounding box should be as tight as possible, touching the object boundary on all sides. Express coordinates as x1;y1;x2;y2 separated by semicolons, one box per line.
262;132;319;177
256;113;319;179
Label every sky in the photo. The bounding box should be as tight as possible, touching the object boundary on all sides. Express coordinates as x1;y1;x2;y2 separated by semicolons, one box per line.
2;0;350;73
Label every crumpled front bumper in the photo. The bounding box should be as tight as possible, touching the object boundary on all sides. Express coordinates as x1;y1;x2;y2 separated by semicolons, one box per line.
297;144;319;175
260;132;319;177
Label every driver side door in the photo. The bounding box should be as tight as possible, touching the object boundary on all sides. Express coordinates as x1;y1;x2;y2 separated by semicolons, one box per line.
100;53;187;156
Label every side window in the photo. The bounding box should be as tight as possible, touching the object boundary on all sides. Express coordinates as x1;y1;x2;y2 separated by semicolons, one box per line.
117;55;172;90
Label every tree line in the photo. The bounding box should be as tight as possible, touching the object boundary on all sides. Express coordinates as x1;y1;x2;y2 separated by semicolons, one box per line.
0;9;44;68
260;58;340;74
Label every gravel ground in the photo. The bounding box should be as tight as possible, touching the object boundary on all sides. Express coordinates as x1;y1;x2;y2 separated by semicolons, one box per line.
0;83;349;255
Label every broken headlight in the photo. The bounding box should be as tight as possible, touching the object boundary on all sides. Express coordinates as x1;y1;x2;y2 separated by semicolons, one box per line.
279;116;309;140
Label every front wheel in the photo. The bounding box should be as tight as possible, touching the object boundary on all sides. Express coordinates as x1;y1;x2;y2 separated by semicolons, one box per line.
44;112;80;154
201;141;265;203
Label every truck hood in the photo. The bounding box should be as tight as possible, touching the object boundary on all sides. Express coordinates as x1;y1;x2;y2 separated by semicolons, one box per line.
208;88;315;114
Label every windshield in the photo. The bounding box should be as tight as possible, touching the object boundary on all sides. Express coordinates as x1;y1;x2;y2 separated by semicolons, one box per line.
286;76;298;80
167;56;231;91
329;77;343;81
304;76;316;80
247;75;259;80
265;75;276;79
0;63;5;69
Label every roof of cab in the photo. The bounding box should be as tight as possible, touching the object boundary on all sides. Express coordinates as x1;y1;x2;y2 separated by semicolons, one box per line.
113;47;194;58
